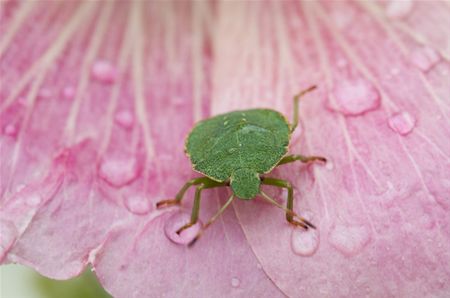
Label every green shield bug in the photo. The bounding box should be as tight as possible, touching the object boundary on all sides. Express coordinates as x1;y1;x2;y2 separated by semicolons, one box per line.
157;86;326;245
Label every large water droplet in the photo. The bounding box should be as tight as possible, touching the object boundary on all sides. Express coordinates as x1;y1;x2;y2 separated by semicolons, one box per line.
328;224;371;256
114;110;134;129
124;194;151;215
291;227;320;256
230;277;241;288
410;46;440;72
62;86;75;100
386;0;413;18
0;220;18;261
37;88;52;99
325;159;334;170
3;124;18;137
98;156;140;187
164;212;202;245
91;60;117;84
26;194;42;206
330;78;380;116
388;111;416;135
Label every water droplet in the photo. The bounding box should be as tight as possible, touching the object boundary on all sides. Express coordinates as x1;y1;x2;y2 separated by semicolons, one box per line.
91;60;117;84
164;212;202;245
329;78;380;116
231;277;241;288
328;224;371;256
15;184;26;192
172;96;184;106
37;88;52;99
410;46;440;72
3;124;18;137
390;67;400;76
124;194;151;215
336;59;348;68
291;226;320;257
26;194;42;206
386;0;413;18
325;159;334;170
388;111;416;135
0;220;17;260
114;110;134;129
330;9;355;30
62;86;75;100
98;156;140;187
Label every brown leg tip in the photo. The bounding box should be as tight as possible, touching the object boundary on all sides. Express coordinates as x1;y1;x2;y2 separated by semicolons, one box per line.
156;199;178;209
302;219;316;229
176;223;194;235
188;236;199;247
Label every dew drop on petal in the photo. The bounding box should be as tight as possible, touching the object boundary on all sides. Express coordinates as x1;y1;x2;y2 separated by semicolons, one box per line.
328;224;371;256
3;124;18;137
37;88;52;99
26;194;42;206
0;220;18;260
386;0;413;19
114;110;134;129
91;60;117;84
230;277;241;288
410;46;441;72
325;159;334;170
336;59;348;69
388;111;416;135
124;194;151;215
329;78;380;116
390;67;400;76
164;212;202;245
291;227;320;257
98;156;140;187
62;86;76;100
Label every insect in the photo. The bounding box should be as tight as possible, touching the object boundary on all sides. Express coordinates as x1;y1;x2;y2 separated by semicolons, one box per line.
157;86;326;246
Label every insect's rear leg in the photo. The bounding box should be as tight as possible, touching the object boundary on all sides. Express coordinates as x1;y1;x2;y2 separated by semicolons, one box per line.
156;177;213;208
261;177;315;229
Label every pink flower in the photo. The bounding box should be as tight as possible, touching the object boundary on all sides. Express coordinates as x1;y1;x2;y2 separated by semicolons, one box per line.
1;1;449;297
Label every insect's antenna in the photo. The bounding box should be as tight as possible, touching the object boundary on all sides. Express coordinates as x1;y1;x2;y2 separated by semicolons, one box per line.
259;190;316;229
188;194;235;247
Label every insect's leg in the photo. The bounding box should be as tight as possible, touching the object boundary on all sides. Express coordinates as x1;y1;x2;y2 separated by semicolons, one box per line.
156;177;214;208
176;181;226;234
290;85;317;133
261;178;316;229
188;193;235;247
277;154;326;166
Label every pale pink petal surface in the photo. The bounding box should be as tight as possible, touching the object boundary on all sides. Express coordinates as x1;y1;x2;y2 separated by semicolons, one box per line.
1;1;449;297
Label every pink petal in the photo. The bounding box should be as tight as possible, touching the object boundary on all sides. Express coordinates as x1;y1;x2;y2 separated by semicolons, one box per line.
1;1;450;297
